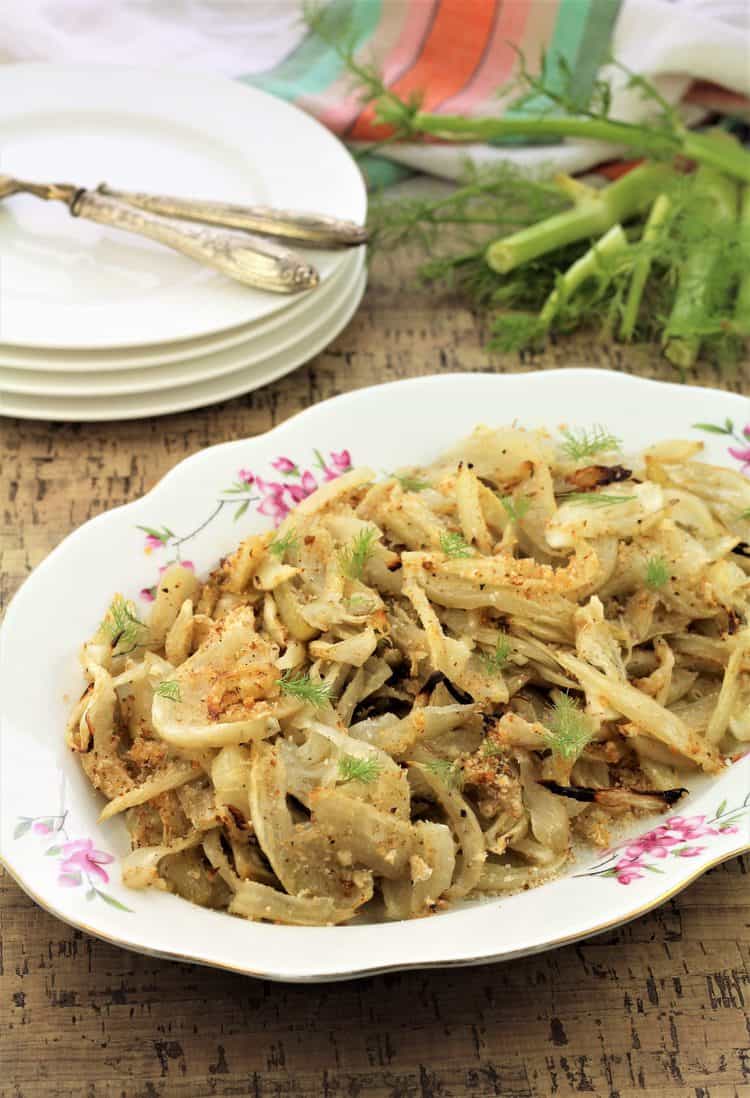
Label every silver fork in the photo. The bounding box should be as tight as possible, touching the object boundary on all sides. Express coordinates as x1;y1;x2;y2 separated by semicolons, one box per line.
0;174;327;293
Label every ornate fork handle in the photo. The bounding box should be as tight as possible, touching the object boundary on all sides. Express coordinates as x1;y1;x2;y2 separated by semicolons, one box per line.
72;190;318;292
97;184;368;247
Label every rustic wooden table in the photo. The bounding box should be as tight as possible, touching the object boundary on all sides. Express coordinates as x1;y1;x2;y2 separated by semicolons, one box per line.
2;246;749;1098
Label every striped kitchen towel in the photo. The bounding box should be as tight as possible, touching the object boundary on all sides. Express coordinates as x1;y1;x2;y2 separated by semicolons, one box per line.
4;0;749;183
245;0;750;183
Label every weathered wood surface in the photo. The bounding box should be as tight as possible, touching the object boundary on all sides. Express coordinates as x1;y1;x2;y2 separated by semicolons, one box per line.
1;246;749;1098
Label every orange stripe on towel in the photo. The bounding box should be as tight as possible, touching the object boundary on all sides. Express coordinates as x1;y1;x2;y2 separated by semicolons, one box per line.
348;0;498;142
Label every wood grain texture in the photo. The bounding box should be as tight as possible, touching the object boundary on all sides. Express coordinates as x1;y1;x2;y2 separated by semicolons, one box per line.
2;245;749;1098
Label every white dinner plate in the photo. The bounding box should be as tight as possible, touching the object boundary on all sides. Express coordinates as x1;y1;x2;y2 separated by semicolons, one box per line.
0;250;365;396
1;371;748;982
0;247;362;373
0;270;366;421
0;64;366;349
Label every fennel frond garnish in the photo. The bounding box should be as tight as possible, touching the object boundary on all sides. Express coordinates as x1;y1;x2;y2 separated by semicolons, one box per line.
278;672;331;708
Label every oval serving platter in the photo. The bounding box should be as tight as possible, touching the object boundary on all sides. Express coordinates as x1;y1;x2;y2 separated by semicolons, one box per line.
1;370;748;982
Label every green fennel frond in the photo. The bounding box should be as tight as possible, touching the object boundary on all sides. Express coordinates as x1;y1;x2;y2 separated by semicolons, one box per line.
500;495;531;522
338;754;382;784
155;680;181;702
439;531;473;559
543;694;592;760
423;758;465;790
560;425;622;460
564;492;637;507
369;162;566;256
489;311;548;353
390;471;430;492
480;636;512;676
101;595;148;655
645;555;670;590
481;740;506;758
738;508;750;520
339;527;379;580
269;528;299;559
278;672;331;708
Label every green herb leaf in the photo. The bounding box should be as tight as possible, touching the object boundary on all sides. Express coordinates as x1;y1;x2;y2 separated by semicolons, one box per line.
155;680;181;702
101;595;148;655
499;495;531;522
737;508;750;521
439;531;473;559
278;671;331;708
564;492;637;508
479;636;512;676
339;527;379;580
389;471;430;493
543;694;592;760
338;754;382;784
489;311;547;353
94;890;134;913
560;425;621;460
269;528;299;559
692;421;734;435
645;555;669;590
423;758;465;790
481;740;505;758
137;525;173;544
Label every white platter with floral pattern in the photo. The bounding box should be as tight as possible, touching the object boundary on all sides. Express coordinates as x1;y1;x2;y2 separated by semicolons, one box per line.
1;370;748;982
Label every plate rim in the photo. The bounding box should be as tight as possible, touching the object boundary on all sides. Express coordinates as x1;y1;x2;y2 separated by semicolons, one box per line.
1;842;744;984
0;248;363;373
0;250;365;396
1;369;748;981
0;269;367;421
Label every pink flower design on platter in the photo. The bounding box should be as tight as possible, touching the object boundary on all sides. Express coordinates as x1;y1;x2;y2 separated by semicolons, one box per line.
319;449;352;481
615;864;645;884
158;560;194;576
728;444;750;471
59;839;115;884
144;534;163;552
32;821;53;835
623;827;681;859
611;853;647;884
664;815;719;840
140;586;157;603
272;457;298;475
286;470;318;503
255;477;291;524
330;449;352;473
674;845;705;857
728;424;750;471
238;468;255;485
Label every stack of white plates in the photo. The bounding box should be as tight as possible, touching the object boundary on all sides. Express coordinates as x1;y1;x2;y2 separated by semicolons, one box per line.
0;66;367;422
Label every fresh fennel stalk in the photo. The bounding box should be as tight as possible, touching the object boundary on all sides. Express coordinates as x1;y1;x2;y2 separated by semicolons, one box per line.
736;185;750;333
486;163;673;273
663;165;739;369
538;224;629;334
619;193;671;341
403;110;750;185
